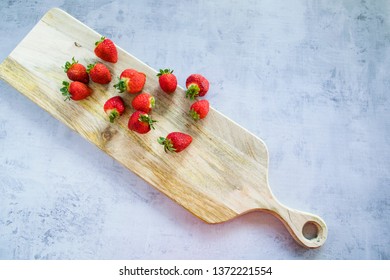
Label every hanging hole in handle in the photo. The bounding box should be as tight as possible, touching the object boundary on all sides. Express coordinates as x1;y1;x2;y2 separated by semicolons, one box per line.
302;221;321;240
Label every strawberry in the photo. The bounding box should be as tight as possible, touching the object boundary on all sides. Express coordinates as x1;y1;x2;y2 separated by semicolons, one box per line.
104;96;125;123
63;57;89;84
131;93;155;113
158;132;192;153
157;68;177;94
185;74;209;99
128;111;157;134
189;99;209;120
114;69;146;94
94;36;118;63
87;62;111;84
60;81;92;101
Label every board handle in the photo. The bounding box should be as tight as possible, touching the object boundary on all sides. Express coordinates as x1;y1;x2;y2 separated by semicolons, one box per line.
267;197;328;248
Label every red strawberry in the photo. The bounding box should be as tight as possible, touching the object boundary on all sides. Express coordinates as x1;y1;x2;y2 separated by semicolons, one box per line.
94;36;118;63
189;99;209;120
157;68;177;94
60;81;92;101
87;62;111;84
104;96;125;123
114;69;146;94
63;57;89;84
128;111;157;134
131;93;155;113
185;74;209;99
158;132;192;153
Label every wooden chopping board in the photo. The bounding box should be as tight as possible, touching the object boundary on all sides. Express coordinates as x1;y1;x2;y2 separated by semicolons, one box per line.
0;8;327;248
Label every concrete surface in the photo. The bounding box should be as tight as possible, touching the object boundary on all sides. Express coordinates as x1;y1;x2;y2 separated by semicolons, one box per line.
0;0;389;259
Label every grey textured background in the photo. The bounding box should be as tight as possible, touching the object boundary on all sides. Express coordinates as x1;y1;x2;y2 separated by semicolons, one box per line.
0;0;389;259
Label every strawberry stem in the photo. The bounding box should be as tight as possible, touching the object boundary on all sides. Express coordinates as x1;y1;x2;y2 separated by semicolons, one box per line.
186;84;200;100
113;78;127;93
108;110;119;123
150;96;156;109
157;68;174;77
95;36;105;46
189;109;200;120
139;114;157;129
63;57;77;73
157;137;176;153
60;81;71;101
86;63;96;73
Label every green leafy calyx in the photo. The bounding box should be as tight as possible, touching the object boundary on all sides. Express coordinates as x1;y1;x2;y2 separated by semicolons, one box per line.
157;68;174;77
189;109;200;120
139;114;157;130
185;84;200;100
60;81;71;101
108;109;119;123
95;36;106;46
150;96;156;109
86;63;96;73
157;137;176;153
63;57;77;73
113;78;127;93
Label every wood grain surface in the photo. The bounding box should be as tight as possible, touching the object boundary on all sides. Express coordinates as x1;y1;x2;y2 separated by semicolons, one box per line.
0;8;327;248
